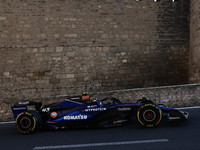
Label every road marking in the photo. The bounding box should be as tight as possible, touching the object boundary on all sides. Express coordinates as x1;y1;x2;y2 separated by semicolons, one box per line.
33;139;169;150
0;121;15;124
176;106;200;110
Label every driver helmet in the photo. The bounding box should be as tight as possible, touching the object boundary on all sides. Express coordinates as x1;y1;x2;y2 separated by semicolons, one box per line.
140;97;149;101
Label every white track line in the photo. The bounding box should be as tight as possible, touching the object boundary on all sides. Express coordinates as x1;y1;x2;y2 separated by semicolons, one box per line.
175;106;200;110
33;139;169;150
0;121;15;125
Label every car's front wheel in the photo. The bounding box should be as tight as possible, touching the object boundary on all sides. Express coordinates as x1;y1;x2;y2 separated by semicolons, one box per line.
137;103;162;127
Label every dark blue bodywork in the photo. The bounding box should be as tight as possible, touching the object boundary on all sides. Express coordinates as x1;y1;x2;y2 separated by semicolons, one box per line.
11;96;189;129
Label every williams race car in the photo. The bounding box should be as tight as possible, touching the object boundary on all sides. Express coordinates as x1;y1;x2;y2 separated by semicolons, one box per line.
11;93;189;134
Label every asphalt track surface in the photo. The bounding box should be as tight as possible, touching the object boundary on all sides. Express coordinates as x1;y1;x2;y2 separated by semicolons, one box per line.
0;107;200;150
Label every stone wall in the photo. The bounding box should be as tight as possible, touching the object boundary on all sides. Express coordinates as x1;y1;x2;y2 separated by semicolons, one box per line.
2;83;200;122
0;0;190;103
189;0;200;83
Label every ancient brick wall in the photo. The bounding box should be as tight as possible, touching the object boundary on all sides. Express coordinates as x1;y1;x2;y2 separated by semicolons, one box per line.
0;0;190;104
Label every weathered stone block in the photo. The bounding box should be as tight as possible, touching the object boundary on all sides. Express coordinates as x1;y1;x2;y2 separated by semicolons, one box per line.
72;46;79;51
39;48;45;52
36;80;49;84
0;17;6;20
64;34;77;38
56;47;63;52
64;46;72;51
46;47;54;52
4;72;9;76
67;74;74;78
33;48;38;53
98;53;106;57
101;34;109;38
42;76;52;80
52;57;62;61
49;79;60;84
130;45;140;51
26;73;33;77
110;46;118;52
67;52;75;57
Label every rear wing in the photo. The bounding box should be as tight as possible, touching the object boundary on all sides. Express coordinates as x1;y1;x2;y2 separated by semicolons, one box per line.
11;101;42;118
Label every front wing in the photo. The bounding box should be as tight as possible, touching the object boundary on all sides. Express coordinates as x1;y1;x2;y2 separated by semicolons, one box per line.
159;106;189;121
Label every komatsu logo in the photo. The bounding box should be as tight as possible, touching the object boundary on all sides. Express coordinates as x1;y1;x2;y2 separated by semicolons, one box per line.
64;114;87;120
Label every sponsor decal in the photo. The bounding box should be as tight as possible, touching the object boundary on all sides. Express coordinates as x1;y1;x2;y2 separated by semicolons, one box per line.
115;120;127;124
51;112;57;119
25;112;32;116
141;104;157;109
85;108;106;112
169;117;180;120
118;107;131;111
87;105;97;108
42;107;50;112
64;114;87;120
18;101;29;105
12;107;26;110
71;97;80;100
146;125;154;127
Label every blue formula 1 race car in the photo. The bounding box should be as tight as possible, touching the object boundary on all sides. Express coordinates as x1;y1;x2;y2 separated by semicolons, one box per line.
11;93;189;134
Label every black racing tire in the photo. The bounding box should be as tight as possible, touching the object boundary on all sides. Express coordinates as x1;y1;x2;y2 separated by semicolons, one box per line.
137;103;162;127
15;110;42;134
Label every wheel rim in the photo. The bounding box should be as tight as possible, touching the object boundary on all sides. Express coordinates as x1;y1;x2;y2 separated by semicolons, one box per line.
20;117;31;129
143;109;156;122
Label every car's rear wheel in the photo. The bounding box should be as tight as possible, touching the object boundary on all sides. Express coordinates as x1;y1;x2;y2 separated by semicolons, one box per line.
137;103;162;127
15;110;42;134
